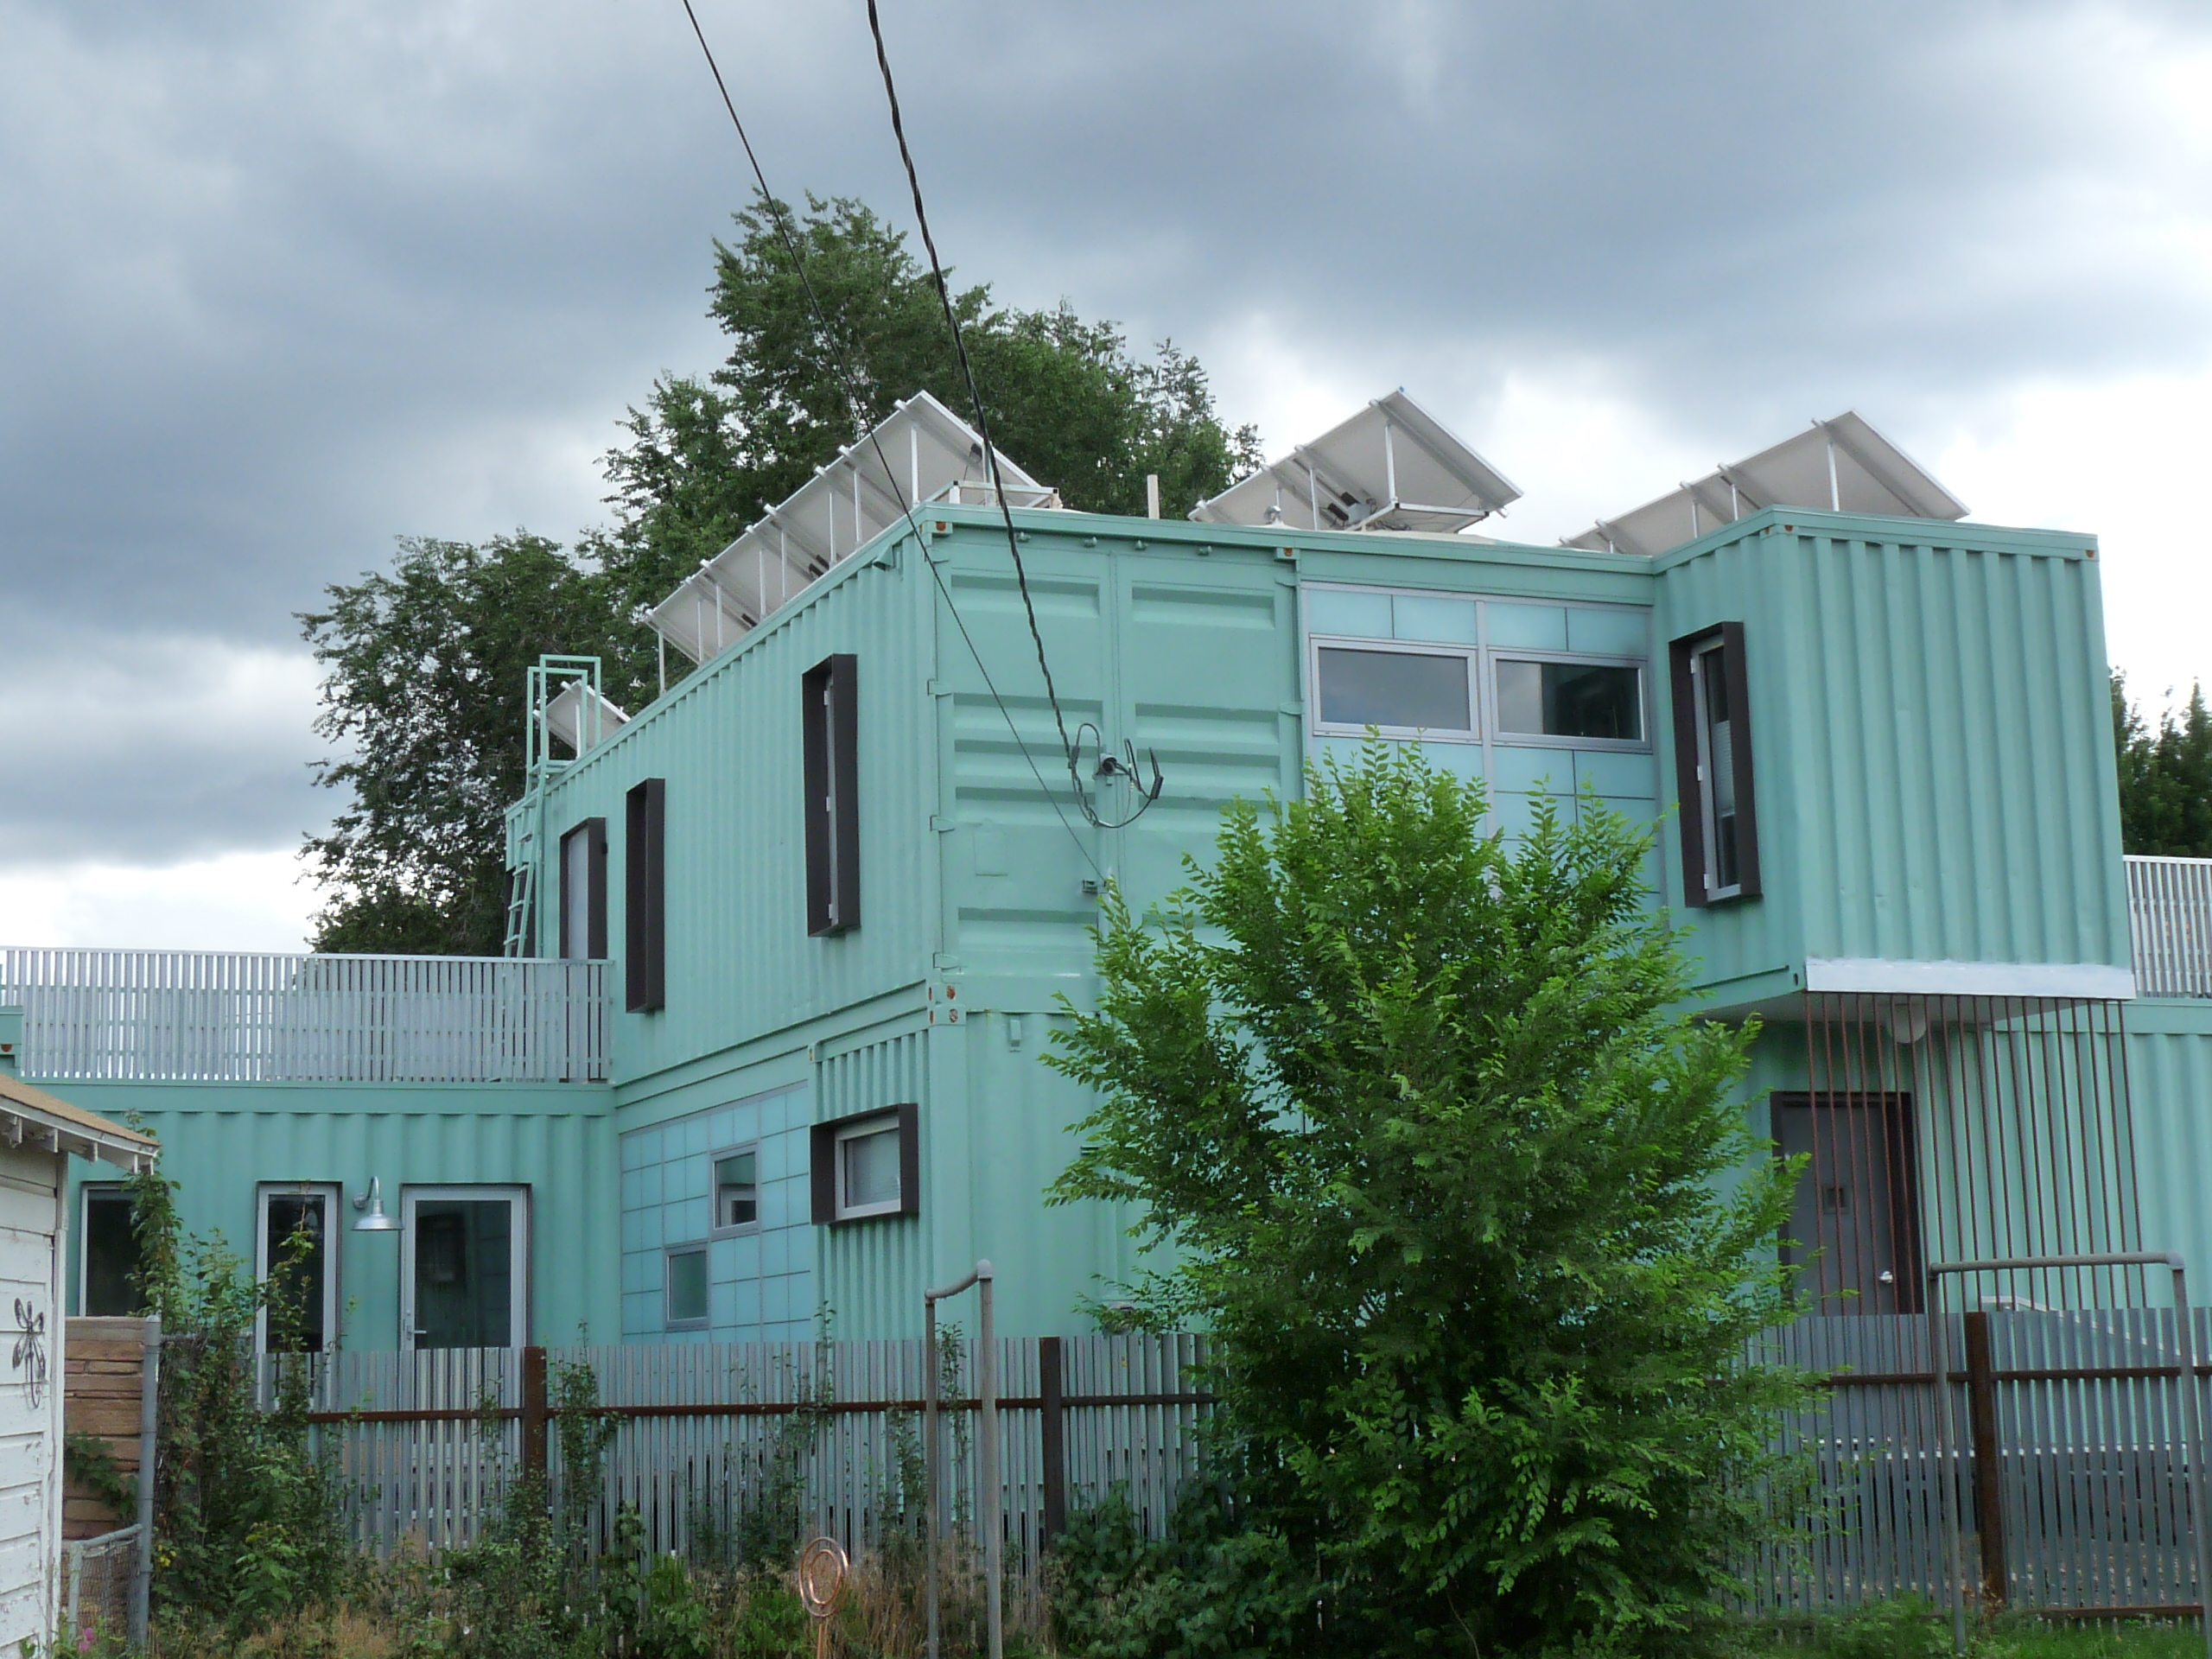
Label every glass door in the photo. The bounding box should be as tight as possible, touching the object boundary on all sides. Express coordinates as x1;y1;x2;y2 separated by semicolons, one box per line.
400;1185;530;1349
256;1183;340;1351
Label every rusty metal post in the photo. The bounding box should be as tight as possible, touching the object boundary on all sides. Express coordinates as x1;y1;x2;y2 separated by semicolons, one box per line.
1962;1312;2006;1610
520;1344;550;1481
1039;1335;1065;1549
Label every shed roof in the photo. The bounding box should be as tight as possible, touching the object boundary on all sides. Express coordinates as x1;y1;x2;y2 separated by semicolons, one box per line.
0;1072;157;1173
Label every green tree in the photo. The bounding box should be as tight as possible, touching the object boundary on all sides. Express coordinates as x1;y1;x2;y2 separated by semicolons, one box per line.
2113;671;2212;856
302;196;1258;954
1046;741;1806;1656
301;534;624;955
591;194;1262;632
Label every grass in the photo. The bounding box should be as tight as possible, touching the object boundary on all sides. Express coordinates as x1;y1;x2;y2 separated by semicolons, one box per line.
1760;1599;2210;1659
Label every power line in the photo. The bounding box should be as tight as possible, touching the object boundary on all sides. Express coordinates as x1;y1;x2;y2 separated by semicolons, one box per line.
861;0;1163;832
672;0;1106;874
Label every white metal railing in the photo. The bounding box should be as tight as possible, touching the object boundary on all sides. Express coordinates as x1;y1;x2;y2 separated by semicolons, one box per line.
2127;855;2212;998
0;950;608;1084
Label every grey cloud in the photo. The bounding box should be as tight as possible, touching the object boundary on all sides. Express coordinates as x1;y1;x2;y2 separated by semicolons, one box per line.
2;0;2206;868
0;636;326;865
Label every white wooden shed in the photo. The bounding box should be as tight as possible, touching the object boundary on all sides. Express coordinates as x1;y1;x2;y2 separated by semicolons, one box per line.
0;1073;155;1646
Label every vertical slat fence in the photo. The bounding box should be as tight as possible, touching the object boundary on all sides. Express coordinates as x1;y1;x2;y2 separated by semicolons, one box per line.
0;949;607;1082
299;1334;1211;1592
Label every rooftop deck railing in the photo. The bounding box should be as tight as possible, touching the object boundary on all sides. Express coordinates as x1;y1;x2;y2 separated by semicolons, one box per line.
0;950;609;1084
2126;855;2212;999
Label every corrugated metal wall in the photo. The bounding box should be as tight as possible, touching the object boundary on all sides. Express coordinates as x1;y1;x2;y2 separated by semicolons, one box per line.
59;1080;617;1347
815;1024;927;1339
2122;999;2212;1287
1656;512;2129;998
528;540;939;1090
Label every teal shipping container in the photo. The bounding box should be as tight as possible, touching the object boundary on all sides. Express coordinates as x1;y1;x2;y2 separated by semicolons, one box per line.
16;395;2210;1351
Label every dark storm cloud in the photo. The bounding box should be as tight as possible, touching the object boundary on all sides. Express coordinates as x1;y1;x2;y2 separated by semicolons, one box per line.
1;0;2205;863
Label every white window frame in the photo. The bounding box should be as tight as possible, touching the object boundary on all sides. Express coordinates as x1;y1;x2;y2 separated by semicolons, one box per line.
1306;636;1481;743
78;1183;137;1319
254;1182;342;1353
398;1184;531;1351
1688;639;1743;902
710;1142;762;1238
834;1115;905;1221
664;1243;711;1330
1488;649;1650;753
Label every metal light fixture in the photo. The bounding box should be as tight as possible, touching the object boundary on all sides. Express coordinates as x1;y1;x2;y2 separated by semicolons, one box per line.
353;1176;401;1233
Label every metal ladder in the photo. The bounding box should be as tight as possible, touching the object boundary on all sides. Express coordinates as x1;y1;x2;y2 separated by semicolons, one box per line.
501;855;536;959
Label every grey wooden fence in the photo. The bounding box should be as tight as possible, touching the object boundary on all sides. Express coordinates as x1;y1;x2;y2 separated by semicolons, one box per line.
1753;1309;2212;1619
280;1313;2212;1618
290;1334;1210;1580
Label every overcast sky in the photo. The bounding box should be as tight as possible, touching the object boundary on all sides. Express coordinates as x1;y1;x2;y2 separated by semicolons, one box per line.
3;0;2209;949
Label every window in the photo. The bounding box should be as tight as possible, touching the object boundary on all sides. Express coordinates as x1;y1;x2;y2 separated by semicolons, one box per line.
256;1183;340;1352
810;1104;918;1224
400;1185;530;1349
1494;659;1643;743
665;1245;709;1329
560;818;607;961
79;1185;142;1317
626;779;666;1013
802;653;861;936
1669;623;1761;904
712;1146;759;1234
840;1123;900;1216
1311;642;1476;738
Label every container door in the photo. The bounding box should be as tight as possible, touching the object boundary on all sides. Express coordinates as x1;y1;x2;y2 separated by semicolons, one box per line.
1773;1094;1921;1315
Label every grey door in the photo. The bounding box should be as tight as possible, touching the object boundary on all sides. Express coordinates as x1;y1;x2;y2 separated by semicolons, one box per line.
1773;1094;1921;1315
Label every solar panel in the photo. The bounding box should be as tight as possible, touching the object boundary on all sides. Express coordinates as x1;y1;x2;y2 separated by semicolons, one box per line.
646;391;1058;667
1189;390;1521;534
1562;412;1967;556
543;678;628;755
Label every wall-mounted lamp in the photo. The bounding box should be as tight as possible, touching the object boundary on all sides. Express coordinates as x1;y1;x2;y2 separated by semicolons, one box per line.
353;1176;401;1233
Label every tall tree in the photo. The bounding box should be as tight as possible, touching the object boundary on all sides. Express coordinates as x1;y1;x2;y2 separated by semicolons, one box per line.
590;194;1262;652
302;535;625;955
2113;671;2212;857
303;197;1260;952
1046;742;1805;1656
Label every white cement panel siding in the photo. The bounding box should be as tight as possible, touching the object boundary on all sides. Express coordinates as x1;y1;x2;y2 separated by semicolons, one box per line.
0;1148;62;1647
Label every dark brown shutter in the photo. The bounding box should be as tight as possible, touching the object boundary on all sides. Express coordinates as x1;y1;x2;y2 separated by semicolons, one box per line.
1718;620;1761;899
803;654;861;937
1669;633;1707;909
1667;622;1761;906
810;1119;836;1225
897;1101;920;1217
559;818;609;959
625;779;666;1013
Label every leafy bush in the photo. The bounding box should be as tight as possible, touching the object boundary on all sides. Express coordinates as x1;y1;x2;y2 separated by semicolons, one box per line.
1050;1488;1314;1659
1048;740;1813;1656
122;1159;356;1643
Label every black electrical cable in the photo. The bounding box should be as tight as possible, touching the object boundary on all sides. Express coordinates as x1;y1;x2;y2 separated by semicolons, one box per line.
673;0;1108;874
861;0;1163;832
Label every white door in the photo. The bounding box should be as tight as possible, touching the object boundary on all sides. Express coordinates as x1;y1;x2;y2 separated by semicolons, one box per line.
0;1147;60;1647
399;1186;529;1350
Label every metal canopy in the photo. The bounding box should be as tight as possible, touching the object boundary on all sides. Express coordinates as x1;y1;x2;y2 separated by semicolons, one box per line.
1189;390;1521;535
1563;411;1968;556
647;391;1058;668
